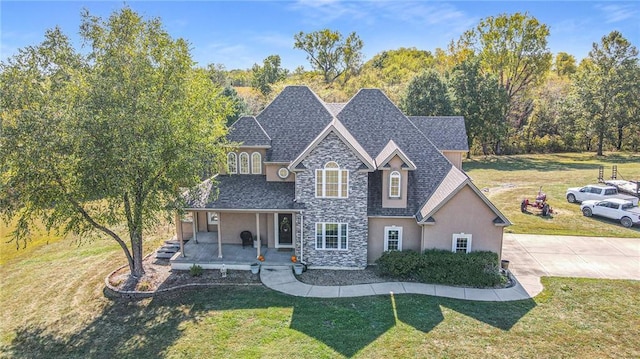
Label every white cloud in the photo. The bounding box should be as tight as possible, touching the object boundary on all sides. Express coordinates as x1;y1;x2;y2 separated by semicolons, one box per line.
290;0;476;32
596;3;638;23
253;32;293;49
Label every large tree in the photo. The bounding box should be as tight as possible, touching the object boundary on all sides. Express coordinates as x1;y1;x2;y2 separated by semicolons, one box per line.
459;12;552;152
294;29;363;84
0;8;230;278
251;54;287;95
449;57;509;156
401;69;453;116
573;31;638;155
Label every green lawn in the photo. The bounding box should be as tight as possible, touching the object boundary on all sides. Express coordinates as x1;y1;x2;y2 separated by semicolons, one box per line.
464;152;640;238
1;220;639;358
1;152;639;358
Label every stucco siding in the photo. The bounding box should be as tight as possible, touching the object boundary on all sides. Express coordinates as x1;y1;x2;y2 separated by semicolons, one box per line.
443;151;464;170
422;185;503;256
296;132;369;268
265;163;295;182
368;217;422;263
381;156;409;208
219;212;272;246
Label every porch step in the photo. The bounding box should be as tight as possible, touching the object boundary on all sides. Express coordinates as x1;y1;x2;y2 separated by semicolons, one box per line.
165;239;188;246
156;251;175;259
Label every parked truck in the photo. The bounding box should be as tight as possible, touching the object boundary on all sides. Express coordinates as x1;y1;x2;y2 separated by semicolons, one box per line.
566;185;639;206
580;198;640;228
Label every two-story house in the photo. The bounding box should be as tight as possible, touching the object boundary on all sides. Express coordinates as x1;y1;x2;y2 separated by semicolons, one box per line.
172;86;509;270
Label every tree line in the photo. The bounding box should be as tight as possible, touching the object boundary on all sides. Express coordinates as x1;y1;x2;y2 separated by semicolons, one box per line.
215;13;639;156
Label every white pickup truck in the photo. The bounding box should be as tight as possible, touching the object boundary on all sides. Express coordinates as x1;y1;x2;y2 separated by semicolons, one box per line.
580;198;640;228
566;185;639;206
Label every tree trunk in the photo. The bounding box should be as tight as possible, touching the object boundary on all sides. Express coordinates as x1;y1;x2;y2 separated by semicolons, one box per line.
617;123;624;150
130;230;145;278
124;191;146;278
597;133;604;156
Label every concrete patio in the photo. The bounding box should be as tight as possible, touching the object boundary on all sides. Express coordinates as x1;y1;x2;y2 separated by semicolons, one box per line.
170;232;295;270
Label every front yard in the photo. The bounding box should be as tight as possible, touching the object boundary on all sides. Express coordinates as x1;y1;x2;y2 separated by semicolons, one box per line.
1;152;639;357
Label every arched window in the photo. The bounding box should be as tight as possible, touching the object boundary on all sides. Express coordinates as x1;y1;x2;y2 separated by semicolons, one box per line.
251;152;262;174
389;171;401;198
227;152;237;174
315;161;348;198
239;152;249;174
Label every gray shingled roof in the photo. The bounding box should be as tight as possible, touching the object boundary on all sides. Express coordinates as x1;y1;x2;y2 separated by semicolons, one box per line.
256;86;333;162
408;116;469;152
227;116;271;147
187;175;297;210
337;89;453;216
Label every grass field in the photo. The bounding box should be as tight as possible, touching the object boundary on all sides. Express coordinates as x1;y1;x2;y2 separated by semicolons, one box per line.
464;152;640;238
1;231;639;358
1;152;639;358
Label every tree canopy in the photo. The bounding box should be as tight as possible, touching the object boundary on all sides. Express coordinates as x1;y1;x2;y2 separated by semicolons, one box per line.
251;54;287;95
572;31;639;155
294;29;364;84
401;69;452;116
0;8;231;277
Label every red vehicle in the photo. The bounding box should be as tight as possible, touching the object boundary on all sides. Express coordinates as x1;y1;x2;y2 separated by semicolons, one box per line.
521;187;553;216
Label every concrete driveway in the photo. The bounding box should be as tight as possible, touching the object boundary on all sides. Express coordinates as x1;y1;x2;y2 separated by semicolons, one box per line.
503;233;639;279
502;233;639;297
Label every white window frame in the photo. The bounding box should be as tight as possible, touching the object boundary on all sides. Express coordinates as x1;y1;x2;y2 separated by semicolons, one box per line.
389;171;401;198
384;226;403;251
207;212;218;225
315;222;348;250
239;152;250;174
251;152;262;174
227;152;237;174
315;161;349;198
278;167;289;179
452;233;472;253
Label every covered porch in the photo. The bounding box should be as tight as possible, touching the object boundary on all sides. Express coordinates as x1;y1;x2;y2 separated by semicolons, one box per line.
170;232;296;270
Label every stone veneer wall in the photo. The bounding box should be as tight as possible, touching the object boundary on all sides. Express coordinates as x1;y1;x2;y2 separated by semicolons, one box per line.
295;132;369;268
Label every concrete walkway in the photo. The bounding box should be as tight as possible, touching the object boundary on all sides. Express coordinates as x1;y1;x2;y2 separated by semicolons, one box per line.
260;234;639;302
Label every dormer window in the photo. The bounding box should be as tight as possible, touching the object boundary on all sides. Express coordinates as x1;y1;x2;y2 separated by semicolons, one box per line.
389;171;401;198
227;153;237;174
251;152;262;174
315;161;348;198
239;152;249;174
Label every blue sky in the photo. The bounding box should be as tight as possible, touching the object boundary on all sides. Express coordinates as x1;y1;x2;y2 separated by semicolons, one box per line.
1;1;639;70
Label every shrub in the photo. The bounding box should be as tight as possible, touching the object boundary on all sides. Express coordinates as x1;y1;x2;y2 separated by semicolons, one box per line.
136;280;151;291
190;264;203;277
375;250;421;278
376;249;505;287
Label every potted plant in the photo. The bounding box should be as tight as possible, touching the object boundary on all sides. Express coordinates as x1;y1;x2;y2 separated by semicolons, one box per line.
250;262;260;274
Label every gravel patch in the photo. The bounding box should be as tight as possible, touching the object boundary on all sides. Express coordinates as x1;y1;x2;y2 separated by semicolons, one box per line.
296;266;402;286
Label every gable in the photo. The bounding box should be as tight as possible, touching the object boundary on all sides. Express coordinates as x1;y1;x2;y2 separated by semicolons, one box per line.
418;167;510;226
375;139;416;170
290;119;375;172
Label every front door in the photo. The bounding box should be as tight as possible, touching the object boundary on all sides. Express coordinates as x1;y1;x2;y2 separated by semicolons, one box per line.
277;213;293;247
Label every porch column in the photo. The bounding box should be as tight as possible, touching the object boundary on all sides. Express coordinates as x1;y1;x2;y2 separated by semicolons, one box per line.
256;213;261;258
192;211;197;243
217;214;223;258
178;213;185;258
